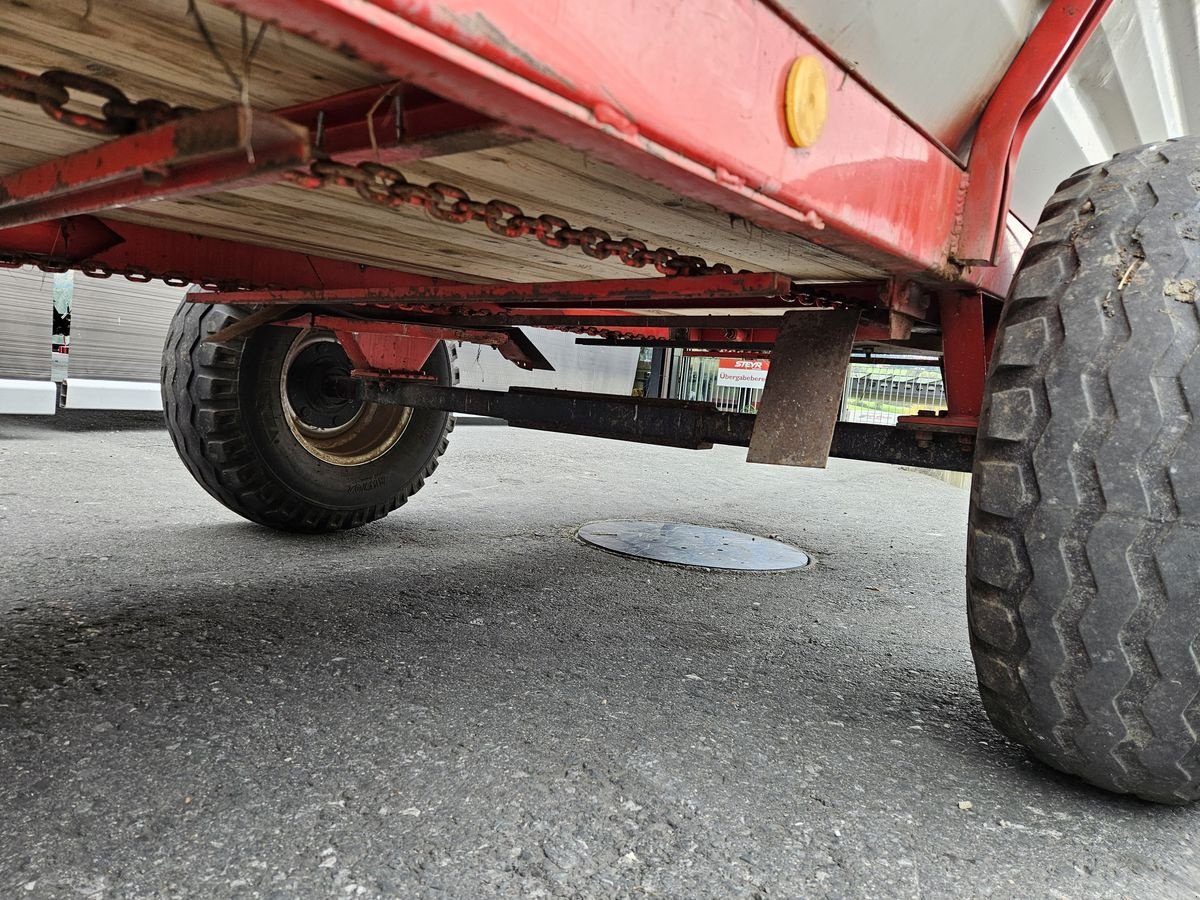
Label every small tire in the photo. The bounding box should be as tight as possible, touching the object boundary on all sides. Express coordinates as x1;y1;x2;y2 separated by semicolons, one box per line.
968;138;1200;803
161;301;455;533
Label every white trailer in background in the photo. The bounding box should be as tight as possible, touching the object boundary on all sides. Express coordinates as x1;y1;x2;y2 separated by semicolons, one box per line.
0;267;57;414
0;268;640;414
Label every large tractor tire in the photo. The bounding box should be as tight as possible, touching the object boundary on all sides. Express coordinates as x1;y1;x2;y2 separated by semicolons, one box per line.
162;301;455;533
968;139;1200;803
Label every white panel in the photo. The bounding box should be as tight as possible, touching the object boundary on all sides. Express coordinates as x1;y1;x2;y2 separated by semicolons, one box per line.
774;0;1041;151
64;379;163;411
67;276;186;382
1015;0;1200;222
456;328;640;394
0;266;53;381
782;0;1199;222
0;379;57;415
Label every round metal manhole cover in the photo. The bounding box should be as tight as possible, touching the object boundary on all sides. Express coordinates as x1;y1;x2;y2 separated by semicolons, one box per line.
577;520;810;572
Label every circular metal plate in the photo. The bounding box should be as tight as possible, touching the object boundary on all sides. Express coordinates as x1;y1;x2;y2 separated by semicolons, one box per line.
578;520;810;571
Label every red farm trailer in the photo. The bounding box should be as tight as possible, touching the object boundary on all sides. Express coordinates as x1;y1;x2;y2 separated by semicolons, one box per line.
1;0;1197;803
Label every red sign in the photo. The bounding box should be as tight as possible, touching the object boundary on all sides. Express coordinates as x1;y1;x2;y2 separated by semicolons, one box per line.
716;357;770;388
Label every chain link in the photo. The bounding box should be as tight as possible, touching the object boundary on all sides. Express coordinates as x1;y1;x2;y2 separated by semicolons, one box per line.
0;64;198;135
3;63;742;282
289;159;740;278
0;251;267;291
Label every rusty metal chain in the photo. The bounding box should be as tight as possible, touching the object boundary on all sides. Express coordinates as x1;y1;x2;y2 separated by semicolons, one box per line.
0;251;266;291
288;159;742;278
2;63;742;283
0;64;198;136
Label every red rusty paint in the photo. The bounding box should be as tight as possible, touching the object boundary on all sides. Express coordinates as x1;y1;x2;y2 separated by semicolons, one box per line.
0;216;442;291
276;82;520;164
0;108;310;229
192;272;801;307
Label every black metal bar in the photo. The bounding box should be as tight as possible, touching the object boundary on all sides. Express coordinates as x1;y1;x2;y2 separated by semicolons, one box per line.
349;379;975;470
400;315;793;329
575;338;777;350
360;381;752;449
574;338;946;368
829;422;973;472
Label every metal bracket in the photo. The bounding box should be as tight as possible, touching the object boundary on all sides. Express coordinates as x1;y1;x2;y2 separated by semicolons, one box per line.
747;307;861;467
897;292;987;433
0;107;311;228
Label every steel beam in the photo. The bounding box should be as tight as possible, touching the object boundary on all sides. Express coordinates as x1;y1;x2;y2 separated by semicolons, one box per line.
360;382;754;450
191;273;802;307
276;313;554;371
829;423;972;472
897;292;987;432
348;379;974;470
276;83;522;164
0;216;441;291
0;108;310;228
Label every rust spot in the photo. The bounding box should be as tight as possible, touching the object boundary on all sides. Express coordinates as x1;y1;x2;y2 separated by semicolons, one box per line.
799;210;825;230
593;102;637;138
438;11;576;91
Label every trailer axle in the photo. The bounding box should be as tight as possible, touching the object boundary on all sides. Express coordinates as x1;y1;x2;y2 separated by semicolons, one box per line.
336;379;974;472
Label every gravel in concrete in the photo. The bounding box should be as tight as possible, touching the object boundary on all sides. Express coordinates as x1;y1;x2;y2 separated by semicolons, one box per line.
1;411;1198;899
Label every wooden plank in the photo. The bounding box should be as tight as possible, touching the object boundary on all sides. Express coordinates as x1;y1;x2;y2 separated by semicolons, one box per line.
0;1;885;284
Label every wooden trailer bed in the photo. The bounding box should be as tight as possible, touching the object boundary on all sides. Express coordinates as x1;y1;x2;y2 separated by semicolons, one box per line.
0;0;882;284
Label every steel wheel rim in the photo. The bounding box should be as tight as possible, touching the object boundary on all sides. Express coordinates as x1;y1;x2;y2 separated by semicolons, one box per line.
280;330;413;467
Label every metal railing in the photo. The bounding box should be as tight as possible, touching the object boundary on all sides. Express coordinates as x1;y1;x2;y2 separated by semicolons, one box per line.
662;350;946;424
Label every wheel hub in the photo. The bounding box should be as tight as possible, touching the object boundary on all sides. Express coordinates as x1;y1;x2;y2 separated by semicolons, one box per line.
280;331;413;467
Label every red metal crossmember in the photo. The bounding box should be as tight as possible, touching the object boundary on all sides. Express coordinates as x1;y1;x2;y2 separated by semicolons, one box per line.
193;272;798;308
897;292;990;433
337;329;440;378
0;70;515;230
277;313;552;371
277;83;519;164
0;216;443;291
0;108;310;229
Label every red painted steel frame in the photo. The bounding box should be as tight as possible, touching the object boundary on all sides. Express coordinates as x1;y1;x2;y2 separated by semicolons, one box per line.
0;216;441;290
957;0;1114;264
276;83;518;164
337;329;439;377
190;273;804;306
0;81;511;231
0;0;1111;433
0;109;310;229
214;0;1110;293
218;0;963;280
897;293;989;432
